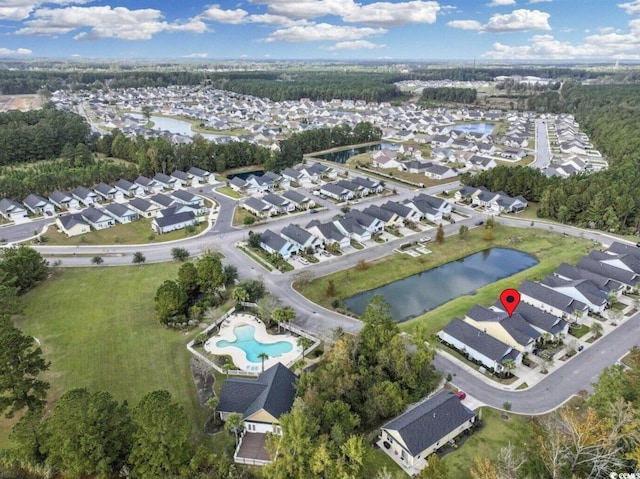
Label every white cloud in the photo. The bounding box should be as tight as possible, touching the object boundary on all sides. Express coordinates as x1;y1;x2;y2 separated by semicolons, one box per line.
184;52;208;58
619;1;640;14
449;9;550;32
488;0;516;7
0;0;91;21
484;9;550;32
326;40;385;50
447;19;483;30
265;22;386;42
16;6;207;40
529;0;552;3
202;5;247;24
341;1;440;26
249;0;440;26
483;19;640;59
0;47;32;54
247;13;307;26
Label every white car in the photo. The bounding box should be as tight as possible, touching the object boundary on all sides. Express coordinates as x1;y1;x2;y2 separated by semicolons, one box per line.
299;257;309;265
420;236;432;243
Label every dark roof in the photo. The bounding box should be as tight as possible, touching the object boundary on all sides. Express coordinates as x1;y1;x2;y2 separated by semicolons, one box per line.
335;179;361;192
153;172;174;184
494;300;567;335
0;198;25;214
153;211;195;228
263;192;288;207
149;193;175;208
188;166;209;177
541;275;606;307
520;280;588;313
104;202;135;218
23;194;50;210
58;213;88;230
363;204;395;222
281;167;301;179
128;198;157;212
81;206;111;224
351;176;378;188
608;242;640;260
135;175;154;187
413;193;448;210
380;200;413;218
321;183;348;196
115;179;135;190
49;190;72;203
171;189;199;203
382;391;476;457
261;229;289;251
72;186;96;199
466;305;540;345
245;197;270;212
441;318;514;363
230;176;247;188
577;257;638;286
171;170;190;181
345;209;379;228
312;221;347;242
555;263;623;293
426;164;454;175
335;217;367;236
94;182;116;196
281;224;313;245
281;190;307;203
218;364;297;420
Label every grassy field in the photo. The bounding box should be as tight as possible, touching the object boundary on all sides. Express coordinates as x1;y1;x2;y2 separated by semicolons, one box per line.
294;225;597;336
215;186;243;199
0;263;213;449
232;206;258;227
441;408;530;479
40;217;207;246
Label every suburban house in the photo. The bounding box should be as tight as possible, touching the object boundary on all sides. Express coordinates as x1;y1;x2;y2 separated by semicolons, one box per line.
379;391;476;475
243;197;278;218
262;193;295;214
149;193;176;209
281;167;302;184
170;170;191;187
372;149;403;169
414;193;452;216
0;198;28;221
463;305;539;353
424;164;458;180
229;177;248;193
153;172;177;190
345;210;385;233
334;217;371;242
540;275;607;313
320;183;353;202
94;182;125;202
171;190;205;209
592;250;640;275
335;179;364;198
607;241;640;260
403;197;443;223
115;179;142;198
49;190;80;211
493;300;569;341
305;220;350;250
280;224;322;251
135;175;162;194
467;155;497;171
362;204;402;229
281;190;314;210
128;198;162;218
519;280;589;321
23;194;55;217
554;263;624;298
380;201;420;224
351;176;381;195
218;364;297;465
438;318;523;373
103;203;139;224
246;174;277;194
56;213;90;237
188;166;212;185
81;207;115;230
151;211;197;234
72;186;99;207
260;229;298;259
297;162;335;183
576;257;639;289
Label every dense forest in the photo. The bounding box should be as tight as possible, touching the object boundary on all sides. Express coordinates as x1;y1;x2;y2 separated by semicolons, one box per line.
465;82;640;233
420;87;477;104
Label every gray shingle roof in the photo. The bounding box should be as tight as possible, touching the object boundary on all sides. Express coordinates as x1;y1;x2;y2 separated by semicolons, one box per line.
441;318;514;363
261;229;288;251
128;198;156;212
541;275;606;307
321;183;348;196
218;364;297;420
263;193;288;207
382;391;476;457
81;207;111;224
494;300;566;336
149;193;175;208
555;263;623;293
135;175;154;187
58;213;88;230
23;194;50;211
154;211;195;228
72;186;96;200
115;179;135;191
188;166;209;178
171;170;190;181
281;224;313;245
577;258;638;286
380;200;412;218
520;280;588;313
281;190;307;204
607;242;640;260
171;189;199;203
245;197;270;212
466;305;540;346
230;176;247;188
49;190;72;204
363;205;395;222
104;203;135;218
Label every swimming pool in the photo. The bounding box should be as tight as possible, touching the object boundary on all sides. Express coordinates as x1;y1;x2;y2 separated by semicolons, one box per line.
216;325;293;363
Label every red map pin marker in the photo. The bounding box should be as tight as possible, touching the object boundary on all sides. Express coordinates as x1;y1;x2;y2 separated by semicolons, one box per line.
500;288;521;317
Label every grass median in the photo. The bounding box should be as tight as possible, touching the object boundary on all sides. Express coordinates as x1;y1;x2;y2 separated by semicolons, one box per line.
294;224;597;336
0;263;213;448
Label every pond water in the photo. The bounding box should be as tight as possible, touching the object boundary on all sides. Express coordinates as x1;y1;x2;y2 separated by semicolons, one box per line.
316;142;400;164
343;248;538;322
451;123;495;135
226;169;264;180
130;114;223;141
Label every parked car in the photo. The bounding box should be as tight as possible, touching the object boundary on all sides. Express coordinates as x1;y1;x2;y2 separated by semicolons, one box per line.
310;209;318;214
420;236;432;243
475;220;484;226
455;391;466;400
299;257;309;265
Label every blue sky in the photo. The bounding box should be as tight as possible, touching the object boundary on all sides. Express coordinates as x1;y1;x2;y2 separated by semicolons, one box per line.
0;0;638;61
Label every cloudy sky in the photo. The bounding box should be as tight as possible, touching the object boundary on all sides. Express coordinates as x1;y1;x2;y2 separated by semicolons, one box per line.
0;0;638;61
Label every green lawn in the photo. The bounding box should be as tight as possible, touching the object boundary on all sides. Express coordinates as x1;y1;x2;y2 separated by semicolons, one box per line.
215;186;243;199
232;206;259;227
569;324;590;338
0;263;212;449
41;217;207;246
295;225;596;336
441;408;530;479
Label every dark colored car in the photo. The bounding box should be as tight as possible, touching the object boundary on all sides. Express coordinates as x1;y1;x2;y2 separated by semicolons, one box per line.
475;220;484;226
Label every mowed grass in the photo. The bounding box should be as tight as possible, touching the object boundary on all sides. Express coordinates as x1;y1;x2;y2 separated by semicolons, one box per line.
295;225;597;336
41;217;207;246
441;408;530;479
0;263;212;448
215;186;243;199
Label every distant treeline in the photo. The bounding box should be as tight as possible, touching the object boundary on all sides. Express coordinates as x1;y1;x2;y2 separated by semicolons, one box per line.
408;67;600;82
420;87;477;104
464;81;640;233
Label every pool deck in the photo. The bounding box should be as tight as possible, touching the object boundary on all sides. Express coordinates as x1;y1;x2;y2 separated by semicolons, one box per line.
204;313;302;373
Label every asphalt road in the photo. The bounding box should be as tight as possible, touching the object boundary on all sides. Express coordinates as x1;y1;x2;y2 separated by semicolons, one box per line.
531;118;551;169
5;173;640;413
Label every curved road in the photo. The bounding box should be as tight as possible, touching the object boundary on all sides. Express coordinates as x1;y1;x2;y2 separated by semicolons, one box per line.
4;178;639;413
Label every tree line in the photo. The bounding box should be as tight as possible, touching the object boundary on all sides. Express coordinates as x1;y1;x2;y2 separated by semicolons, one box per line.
421;87;477;104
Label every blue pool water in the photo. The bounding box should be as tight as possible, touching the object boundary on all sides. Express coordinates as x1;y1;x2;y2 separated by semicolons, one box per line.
216;325;293;363
452;123;495;135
